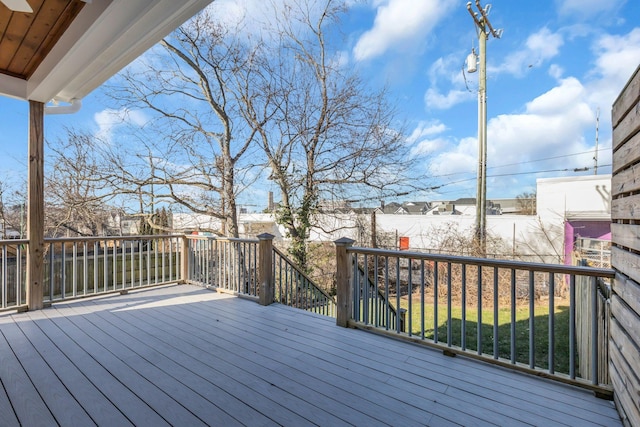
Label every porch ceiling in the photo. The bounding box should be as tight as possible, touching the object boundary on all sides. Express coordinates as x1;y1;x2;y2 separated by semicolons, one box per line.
0;0;212;103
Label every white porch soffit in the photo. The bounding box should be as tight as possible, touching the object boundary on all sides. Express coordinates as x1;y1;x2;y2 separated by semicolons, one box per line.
0;0;213;103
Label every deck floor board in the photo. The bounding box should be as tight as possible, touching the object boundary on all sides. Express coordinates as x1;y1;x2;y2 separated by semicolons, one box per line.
0;284;622;426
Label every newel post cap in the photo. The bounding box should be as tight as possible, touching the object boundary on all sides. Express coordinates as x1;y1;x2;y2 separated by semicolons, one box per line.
334;237;355;246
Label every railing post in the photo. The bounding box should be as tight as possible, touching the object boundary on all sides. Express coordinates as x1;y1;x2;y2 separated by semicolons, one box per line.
181;235;189;284
258;233;274;306
335;237;355;328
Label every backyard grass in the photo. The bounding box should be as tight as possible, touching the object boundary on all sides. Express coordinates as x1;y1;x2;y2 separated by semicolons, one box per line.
400;299;574;374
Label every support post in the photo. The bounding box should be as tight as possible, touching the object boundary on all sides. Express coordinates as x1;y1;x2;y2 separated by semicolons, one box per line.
27;100;44;310
335;237;355;327
258;233;274;306
181;235;190;284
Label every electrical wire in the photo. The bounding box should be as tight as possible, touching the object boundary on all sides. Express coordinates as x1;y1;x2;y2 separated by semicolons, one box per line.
426;164;611;191
429;146;612;179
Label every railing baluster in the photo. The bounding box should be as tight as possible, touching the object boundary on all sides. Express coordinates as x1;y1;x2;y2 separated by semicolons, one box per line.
48;242;54;301
447;262;452;347
433;261;438;343
529;270;535;369
16;244;22;306
122;240;127;290
493;267;499;359
548;272;555;374
154;238;159;285
384;256;390;331
72;242;78;298
461;263;466;351
146;238;151;286
82;242;88;296
138;240;143;287
569;274;576;379
420;260;425;340
363;254;369;325
395;256;400;333
408;258;412;336
2;244;6;308
61;243;66;300
510;268;516;364
591;275;598;385
93;241;99;294
477;265;482;356
374;255;379;328
103;240;109;293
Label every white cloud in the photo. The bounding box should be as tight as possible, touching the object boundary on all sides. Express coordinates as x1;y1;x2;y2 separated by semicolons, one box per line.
427;77;597;194
556;0;626;19
425;88;473;110
487;77;593;166
494;27;564;76
588;28;640;95
407;121;449;155
428;137;478;177
94;108;149;143
575;28;640;131
407;120;447;144
353;0;456;61
548;64;564;79
412;137;448;156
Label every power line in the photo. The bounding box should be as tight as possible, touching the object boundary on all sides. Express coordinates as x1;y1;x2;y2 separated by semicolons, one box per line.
426;164;612;191
429;146;613;179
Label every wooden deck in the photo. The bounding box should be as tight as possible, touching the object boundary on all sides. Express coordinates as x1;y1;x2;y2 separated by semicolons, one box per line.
0;284;621;426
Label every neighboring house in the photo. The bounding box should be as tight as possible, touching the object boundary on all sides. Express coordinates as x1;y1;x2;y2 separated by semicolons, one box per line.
536;175;612;266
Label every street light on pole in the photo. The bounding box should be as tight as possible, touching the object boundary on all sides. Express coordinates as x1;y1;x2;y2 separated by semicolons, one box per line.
466;0;501;255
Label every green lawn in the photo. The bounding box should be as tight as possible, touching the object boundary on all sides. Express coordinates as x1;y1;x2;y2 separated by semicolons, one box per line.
401;300;574;374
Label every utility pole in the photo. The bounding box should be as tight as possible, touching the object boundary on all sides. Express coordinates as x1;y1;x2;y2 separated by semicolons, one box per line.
466;0;501;255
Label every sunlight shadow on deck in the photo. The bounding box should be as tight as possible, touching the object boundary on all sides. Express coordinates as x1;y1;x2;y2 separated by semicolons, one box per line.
113;288;235;312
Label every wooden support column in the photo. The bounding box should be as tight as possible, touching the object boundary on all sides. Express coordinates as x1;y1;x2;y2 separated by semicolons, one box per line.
335;237;354;328
27;100;45;310
257;233;274;306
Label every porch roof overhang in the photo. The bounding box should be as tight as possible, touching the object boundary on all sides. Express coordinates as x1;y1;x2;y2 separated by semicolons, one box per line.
0;0;212;103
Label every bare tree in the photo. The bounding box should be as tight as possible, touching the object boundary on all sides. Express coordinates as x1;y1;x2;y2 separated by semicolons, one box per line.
104;12;264;237
242;0;413;270
516;191;537;215
46;129;111;237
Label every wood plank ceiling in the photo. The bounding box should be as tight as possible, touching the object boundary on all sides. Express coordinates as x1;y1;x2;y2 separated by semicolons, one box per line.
0;0;84;80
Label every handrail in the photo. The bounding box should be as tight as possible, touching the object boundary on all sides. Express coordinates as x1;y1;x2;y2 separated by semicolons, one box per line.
348;246;615;278
272;246;336;317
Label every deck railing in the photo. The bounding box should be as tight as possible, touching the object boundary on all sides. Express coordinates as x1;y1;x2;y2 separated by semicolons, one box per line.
0;236;182;311
185;235;260;297
334;239;616;394
3;233;615;394
0;239;28;309
44;236;182;303
273;247;336;317
184;234;336;315
354;263;404;331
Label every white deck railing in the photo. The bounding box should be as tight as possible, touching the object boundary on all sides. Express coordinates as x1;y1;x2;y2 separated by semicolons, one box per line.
0;236;182;310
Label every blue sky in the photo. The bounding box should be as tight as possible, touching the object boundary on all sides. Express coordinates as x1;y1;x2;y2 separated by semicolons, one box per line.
1;0;639;207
